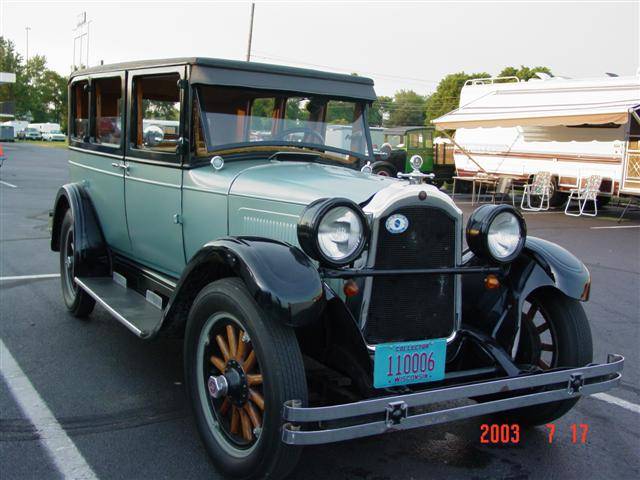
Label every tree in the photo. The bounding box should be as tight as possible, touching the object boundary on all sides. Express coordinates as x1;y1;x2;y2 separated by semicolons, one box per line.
368;95;390;127
0;36;70;130
386;90;426;127
424;71;490;126
498;65;553;81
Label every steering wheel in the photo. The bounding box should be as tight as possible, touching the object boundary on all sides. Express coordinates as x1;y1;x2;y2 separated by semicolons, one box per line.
276;127;324;144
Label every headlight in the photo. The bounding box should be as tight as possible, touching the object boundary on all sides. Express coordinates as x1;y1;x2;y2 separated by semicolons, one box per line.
466;205;526;263
297;198;369;267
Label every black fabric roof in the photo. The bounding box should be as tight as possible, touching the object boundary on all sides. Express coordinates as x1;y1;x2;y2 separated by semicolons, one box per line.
70;57;376;100
383;126;433;135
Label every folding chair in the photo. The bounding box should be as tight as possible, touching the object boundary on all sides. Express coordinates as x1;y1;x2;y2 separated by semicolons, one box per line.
564;174;602;217
520;171;552;211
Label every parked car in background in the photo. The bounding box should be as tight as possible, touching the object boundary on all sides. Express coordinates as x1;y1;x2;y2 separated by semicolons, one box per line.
23;127;42;140
371;125;455;185
42;129;66;142
50;57;623;480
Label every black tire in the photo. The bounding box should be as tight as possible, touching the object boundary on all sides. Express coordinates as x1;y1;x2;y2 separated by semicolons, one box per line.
499;288;593;426
373;164;397;177
59;210;95;318
184;278;308;480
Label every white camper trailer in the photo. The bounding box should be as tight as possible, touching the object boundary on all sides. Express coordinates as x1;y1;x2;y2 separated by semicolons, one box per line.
433;75;640;202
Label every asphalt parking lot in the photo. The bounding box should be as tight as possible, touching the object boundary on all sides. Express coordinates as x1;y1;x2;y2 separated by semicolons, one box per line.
1;142;639;480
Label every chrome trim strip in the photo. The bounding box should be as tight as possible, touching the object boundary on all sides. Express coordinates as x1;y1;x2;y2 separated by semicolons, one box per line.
74;277;143;337
68;160;122;177
125;176;181;189
69;145;123;159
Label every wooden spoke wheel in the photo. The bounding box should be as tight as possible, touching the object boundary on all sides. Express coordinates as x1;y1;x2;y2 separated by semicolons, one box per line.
516;297;558;371
498;288;593;426
185;278;308;479
205;319;265;446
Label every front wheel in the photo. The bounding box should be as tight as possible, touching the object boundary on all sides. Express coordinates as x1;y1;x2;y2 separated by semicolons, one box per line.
184;278;308;479
499;288;593;426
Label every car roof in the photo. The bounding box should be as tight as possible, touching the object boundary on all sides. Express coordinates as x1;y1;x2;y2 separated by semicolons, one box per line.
70;57;377;101
383;126;434;135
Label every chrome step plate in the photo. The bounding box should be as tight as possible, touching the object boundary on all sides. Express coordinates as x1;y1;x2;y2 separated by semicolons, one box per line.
74;276;162;338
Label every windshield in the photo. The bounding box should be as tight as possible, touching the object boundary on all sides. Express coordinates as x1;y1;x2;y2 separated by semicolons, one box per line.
51;130;62;134
196;86;371;164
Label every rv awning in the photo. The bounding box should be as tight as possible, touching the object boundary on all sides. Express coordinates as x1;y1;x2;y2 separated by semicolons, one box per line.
432;83;640;129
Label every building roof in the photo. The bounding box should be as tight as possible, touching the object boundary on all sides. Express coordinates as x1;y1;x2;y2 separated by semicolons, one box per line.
432;75;640;129
70;57;376;101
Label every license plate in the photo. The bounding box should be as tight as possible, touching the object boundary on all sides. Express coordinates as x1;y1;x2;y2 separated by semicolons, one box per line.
373;338;446;389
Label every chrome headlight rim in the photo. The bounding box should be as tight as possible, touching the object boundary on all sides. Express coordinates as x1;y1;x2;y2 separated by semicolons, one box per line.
297;198;369;268
466;204;526;263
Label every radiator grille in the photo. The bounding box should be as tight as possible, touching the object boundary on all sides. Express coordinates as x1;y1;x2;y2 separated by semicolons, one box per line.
364;206;457;344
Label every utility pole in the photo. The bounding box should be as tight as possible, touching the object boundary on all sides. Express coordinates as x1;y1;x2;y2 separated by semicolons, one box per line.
25;26;31;63
246;2;255;62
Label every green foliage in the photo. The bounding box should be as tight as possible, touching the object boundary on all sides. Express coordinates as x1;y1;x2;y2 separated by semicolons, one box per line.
0;36;68;130
368;95;391;126
498;65;552;81
386;90;427;127
142;99;180;121
424;72;490;126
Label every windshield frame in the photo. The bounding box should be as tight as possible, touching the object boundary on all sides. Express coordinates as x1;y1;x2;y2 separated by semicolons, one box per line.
193;86;375;166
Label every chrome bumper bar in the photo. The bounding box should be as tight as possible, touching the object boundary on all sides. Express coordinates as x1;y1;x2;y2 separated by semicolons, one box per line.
281;354;623;445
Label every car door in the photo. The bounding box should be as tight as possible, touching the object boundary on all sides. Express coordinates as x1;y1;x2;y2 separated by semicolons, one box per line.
124;67;186;277
68;74;130;254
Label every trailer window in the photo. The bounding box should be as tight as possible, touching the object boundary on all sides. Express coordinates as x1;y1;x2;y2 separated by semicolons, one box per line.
71;81;89;140
93;77;122;147
132;73;181;153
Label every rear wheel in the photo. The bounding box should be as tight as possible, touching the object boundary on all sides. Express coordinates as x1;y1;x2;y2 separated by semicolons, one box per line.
185;278;307;479
59;210;95;318
499;289;593;425
373;164;397;177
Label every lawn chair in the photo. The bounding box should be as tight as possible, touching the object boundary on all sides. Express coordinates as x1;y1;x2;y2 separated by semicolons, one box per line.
564;175;602;217
520;171;552;211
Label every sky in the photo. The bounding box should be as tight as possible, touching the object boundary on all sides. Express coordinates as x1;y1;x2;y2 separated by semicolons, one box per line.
1;0;638;96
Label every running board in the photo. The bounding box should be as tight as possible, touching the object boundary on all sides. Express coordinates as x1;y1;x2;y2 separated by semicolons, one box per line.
74;275;163;339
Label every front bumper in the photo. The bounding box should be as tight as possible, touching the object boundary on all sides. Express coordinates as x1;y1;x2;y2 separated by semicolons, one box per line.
281;354;623;445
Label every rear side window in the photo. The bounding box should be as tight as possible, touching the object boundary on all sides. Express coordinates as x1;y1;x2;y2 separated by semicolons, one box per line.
71;81;89;140
132;74;181;152
93;77;122;147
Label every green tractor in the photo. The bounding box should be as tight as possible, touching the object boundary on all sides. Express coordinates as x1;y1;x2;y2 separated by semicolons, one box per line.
372;126;454;185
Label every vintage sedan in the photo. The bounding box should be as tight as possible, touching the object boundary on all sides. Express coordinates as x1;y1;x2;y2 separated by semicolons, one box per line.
51;58;623;479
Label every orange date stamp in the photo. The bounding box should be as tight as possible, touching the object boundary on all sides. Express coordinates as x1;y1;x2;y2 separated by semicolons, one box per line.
480;423;590;444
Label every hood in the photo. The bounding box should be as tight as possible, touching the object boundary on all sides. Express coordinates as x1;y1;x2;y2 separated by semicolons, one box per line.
229;161;397;205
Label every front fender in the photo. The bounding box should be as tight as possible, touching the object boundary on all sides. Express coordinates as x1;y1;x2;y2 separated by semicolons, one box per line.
161;237;326;335
462;236;590;353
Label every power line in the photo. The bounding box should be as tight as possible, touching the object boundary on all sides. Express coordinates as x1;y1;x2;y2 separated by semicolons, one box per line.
251;51;441;86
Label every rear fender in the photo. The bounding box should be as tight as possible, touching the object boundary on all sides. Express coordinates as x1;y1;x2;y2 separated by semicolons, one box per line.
50;183;110;277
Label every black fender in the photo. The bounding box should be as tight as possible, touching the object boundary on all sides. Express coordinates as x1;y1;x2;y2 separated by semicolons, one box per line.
50;183;110;277
462;236;590;353
159;237;326;336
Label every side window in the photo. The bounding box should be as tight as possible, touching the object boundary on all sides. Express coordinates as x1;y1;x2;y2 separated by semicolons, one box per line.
71;81;89;140
408;132;424;149
132;74;180;153
93;77;122;147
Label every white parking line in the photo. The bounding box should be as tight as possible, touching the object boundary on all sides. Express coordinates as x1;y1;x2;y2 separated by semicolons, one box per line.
0;339;98;479
0;180;17;188
592;393;640;414
590;225;640;230
0;273;60;281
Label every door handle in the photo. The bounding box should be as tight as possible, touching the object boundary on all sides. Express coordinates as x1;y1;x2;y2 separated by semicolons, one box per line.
111;162;129;173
